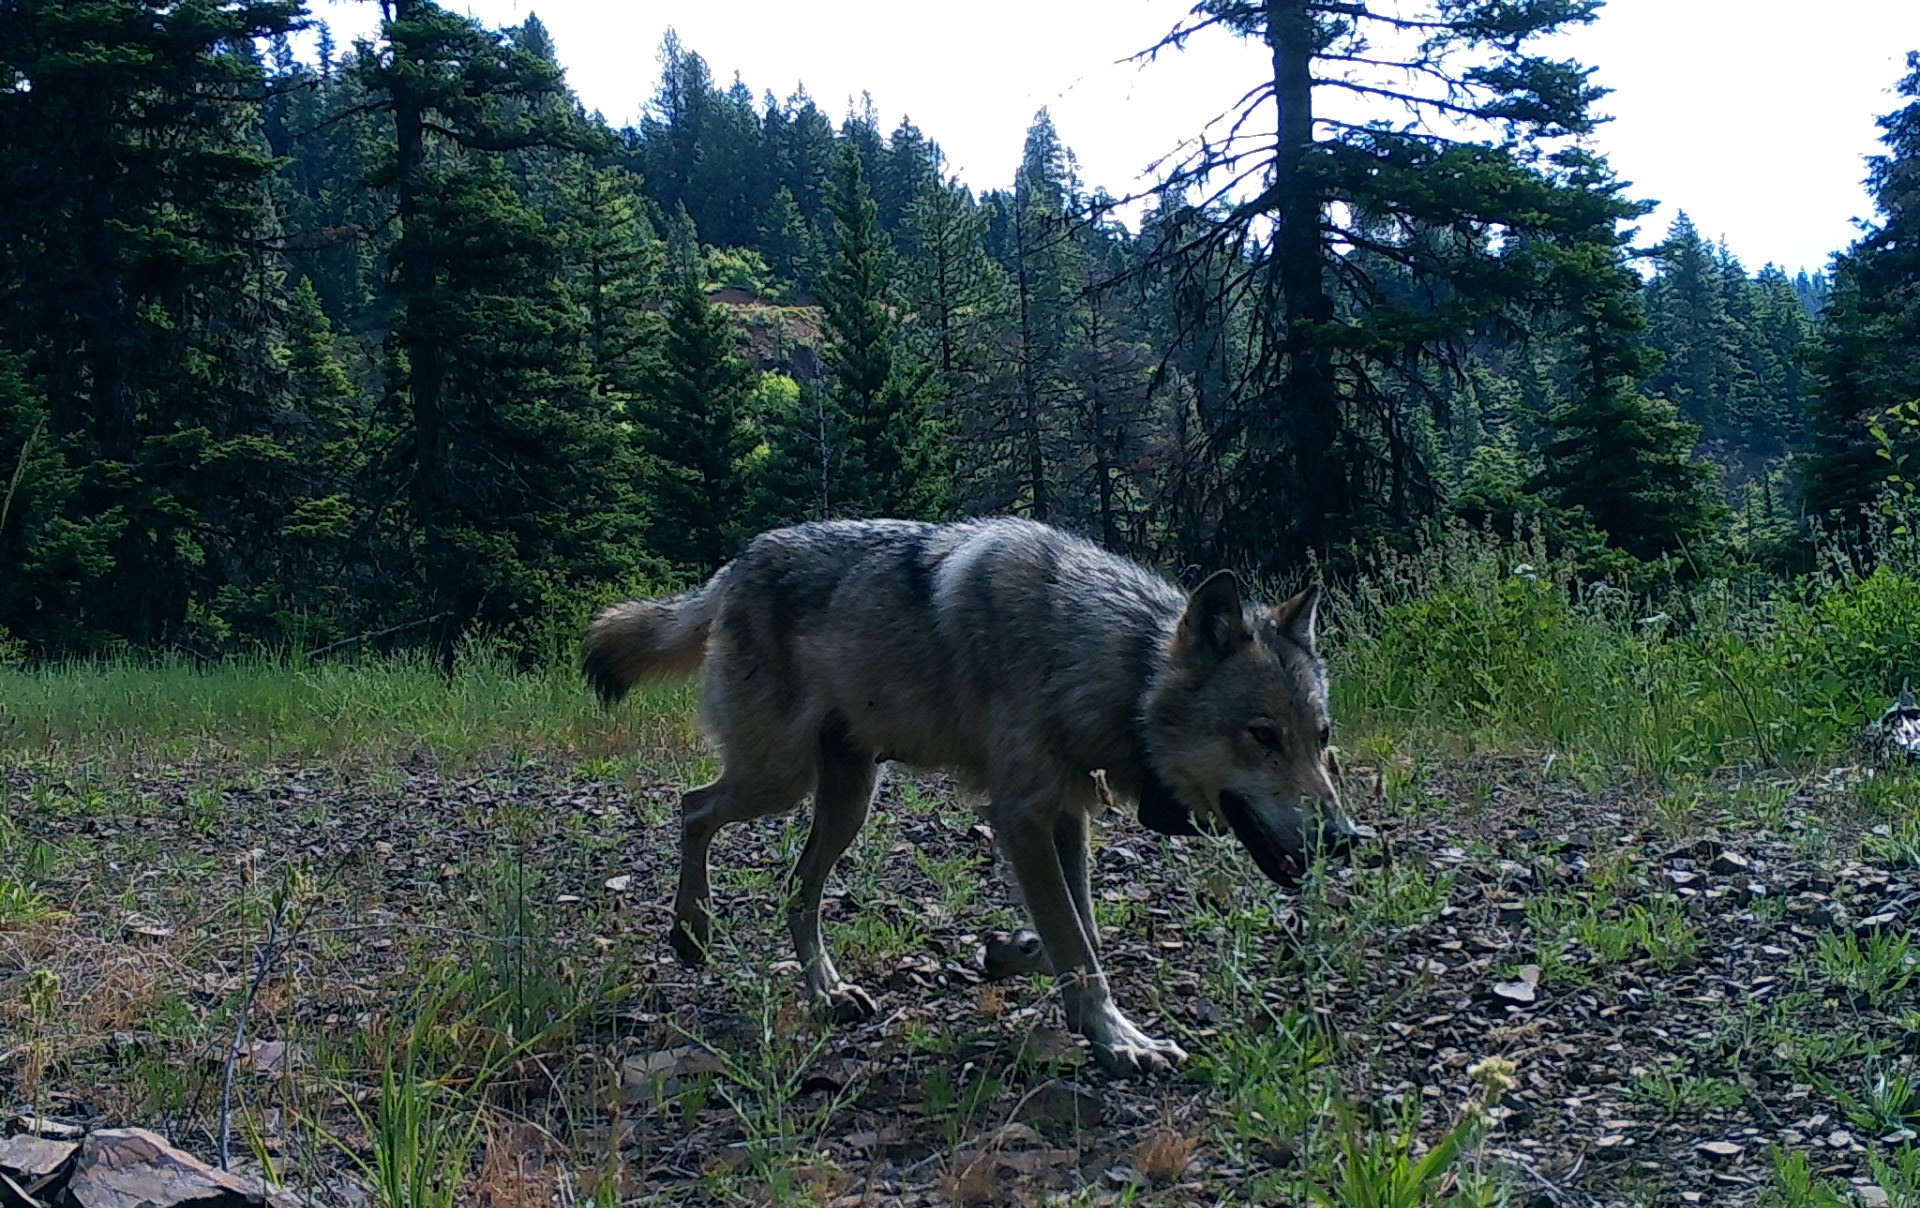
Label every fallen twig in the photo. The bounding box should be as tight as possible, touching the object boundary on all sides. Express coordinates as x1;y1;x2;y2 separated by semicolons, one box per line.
217;873;301;1171
305;612;453;660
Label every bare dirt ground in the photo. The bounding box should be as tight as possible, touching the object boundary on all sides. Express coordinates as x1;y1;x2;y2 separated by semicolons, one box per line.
2;751;1914;1206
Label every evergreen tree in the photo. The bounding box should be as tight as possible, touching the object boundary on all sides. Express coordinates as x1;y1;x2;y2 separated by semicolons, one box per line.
760;185;823;293
367;0;642;662
636;281;758;573
1643;214;1741;443
1804;51;1920;531
0;0;311;646
1147;0;1645;572
1537;231;1724;564
0;353;119;649
815;146;947;518
553;160;662;407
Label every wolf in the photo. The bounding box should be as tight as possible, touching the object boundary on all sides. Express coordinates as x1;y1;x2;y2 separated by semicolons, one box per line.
583;517;1362;1074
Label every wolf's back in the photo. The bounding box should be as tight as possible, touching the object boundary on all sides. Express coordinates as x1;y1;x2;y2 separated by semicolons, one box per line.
582;567;731;705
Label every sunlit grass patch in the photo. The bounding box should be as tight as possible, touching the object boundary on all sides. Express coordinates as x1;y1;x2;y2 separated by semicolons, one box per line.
0;648;698;765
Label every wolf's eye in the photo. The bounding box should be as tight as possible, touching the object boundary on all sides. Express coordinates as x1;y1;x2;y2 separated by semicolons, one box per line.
1248;724;1281;750
1317;723;1331;748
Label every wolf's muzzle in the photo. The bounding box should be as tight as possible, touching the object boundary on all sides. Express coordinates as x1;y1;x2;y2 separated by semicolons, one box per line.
1218;791;1360;887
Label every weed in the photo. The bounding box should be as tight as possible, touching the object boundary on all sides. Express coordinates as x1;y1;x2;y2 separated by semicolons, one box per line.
1306;1059;1516;1208
0;873;58;927
1867;817;1920;869
1815;929;1916;997
1760;1146;1851;1208
1625;1063;1743;1118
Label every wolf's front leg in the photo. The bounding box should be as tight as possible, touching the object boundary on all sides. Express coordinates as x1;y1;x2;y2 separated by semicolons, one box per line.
995;801;1186;1076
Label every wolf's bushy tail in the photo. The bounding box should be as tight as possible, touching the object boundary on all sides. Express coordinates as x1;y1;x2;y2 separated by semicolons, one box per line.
582;566;732;705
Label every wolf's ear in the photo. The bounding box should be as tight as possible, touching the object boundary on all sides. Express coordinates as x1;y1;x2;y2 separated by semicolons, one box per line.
1271;584;1320;651
1175;570;1250;661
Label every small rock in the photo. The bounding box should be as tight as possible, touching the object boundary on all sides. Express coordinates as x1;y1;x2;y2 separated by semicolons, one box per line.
1856;912;1900;936
9;1119;83;1142
66;1128;269;1208
604;875;632;892
1491;979;1536;1006
1860;1186;1892;1208
0;1134;79;1181
1695;1140;1743;1161
122;919;174;943
1710;851;1751;875
1829;1129;1855;1149
1490;965;1541;1007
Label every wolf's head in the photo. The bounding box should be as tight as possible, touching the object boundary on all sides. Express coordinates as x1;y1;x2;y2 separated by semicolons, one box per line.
1140;571;1362;886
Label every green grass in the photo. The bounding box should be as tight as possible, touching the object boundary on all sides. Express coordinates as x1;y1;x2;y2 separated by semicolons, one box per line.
0;648;696;764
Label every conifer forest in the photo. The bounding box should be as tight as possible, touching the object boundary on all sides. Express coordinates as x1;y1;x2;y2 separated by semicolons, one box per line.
3;0;1910;661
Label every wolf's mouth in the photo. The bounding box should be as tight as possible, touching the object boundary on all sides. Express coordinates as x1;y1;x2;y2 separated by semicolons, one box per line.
1218;790;1304;887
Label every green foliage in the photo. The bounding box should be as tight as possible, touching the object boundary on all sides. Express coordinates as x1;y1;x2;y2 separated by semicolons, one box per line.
1334;521;1920;772
815;145;949;519
0;353;120;650
1803;52;1920;529
636;281;759;572
0;2;1897;675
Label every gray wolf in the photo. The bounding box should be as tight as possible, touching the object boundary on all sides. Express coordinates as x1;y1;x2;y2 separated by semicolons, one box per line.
583;517;1361;1074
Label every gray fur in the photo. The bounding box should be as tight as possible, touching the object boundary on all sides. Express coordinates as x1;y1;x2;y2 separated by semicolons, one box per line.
583;517;1360;1074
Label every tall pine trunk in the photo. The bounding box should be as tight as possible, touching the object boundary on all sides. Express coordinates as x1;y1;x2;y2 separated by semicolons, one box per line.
388;0;455;669
1266;0;1340;557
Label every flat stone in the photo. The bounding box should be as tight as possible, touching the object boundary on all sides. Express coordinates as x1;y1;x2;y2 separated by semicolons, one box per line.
0;1134;78;1180
66;1128;262;1208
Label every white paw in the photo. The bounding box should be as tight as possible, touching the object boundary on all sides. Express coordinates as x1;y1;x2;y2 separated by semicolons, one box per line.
1080;1010;1187;1076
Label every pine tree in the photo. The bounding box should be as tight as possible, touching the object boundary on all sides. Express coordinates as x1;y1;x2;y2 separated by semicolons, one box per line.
1537;229;1724;564
0;0;312;646
368;0;642;662
636;281;758;573
1147;0;1646;571
553;160;661;408
0;353;119;650
815;146;947;519
759;186;823;293
900;178;1007;510
1643;214;1741;442
1803;52;1920;532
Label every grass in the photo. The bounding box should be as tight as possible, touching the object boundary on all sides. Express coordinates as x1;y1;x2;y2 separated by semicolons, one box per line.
0;646;697;765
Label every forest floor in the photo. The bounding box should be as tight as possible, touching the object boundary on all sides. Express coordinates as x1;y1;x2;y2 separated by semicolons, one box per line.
4;711;1918;1207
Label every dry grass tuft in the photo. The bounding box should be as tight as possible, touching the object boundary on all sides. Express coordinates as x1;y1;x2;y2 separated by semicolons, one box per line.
1129;1126;1199;1183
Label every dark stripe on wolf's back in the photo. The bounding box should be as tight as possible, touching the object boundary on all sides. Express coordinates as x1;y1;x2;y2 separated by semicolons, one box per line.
891;522;939;606
956;536;1004;695
1033;537;1064;685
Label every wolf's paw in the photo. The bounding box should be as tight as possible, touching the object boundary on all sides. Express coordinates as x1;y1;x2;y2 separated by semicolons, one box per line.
1083;1014;1188;1077
669;915;710;968
816;983;877;1025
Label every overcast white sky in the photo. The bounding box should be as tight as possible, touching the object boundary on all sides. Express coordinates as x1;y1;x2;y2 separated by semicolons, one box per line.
313;0;1920;275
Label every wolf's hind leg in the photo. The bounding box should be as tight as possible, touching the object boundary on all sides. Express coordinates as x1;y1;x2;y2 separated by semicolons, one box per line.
786;723;880;1023
672;773;805;967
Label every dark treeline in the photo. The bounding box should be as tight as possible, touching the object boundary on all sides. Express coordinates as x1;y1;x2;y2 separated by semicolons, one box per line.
1;0;1915;661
